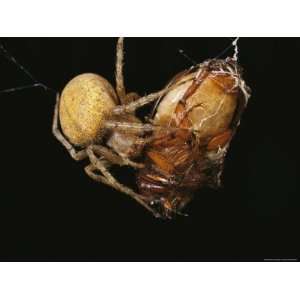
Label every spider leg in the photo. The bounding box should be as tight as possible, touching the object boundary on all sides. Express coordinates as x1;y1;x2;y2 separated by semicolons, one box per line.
84;164;111;186
123;92;140;104
52;93;87;161
112;86;173;115
86;146;160;217
90;144;144;169
104;120;195;134
131;135;158;149
115;37;126;103
112;78;192;115
115;38;141;105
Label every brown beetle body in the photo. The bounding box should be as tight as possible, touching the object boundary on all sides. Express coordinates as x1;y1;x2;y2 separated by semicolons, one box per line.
137;59;250;218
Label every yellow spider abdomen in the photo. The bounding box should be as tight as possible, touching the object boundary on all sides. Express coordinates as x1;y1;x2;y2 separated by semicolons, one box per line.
59;73;117;146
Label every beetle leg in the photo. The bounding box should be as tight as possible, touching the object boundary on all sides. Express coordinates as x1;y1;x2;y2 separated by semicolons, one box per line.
207;129;232;150
52;93;87;161
86;146;160;217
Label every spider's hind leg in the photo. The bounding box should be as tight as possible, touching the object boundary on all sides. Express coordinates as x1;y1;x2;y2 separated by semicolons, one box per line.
86;146;160;217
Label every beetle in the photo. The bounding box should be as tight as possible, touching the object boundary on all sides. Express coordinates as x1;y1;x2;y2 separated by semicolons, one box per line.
137;57;251;218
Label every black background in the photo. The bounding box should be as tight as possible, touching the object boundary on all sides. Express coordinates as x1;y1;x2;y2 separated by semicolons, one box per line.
0;38;299;261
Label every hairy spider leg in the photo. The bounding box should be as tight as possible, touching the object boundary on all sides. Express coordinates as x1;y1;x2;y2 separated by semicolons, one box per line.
115;37;141;105
52;93;87;161
115;37;126;103
86;146;160;217
90;145;144;169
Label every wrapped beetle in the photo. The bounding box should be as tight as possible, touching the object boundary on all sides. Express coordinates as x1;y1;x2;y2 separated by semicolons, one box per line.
137;58;251;218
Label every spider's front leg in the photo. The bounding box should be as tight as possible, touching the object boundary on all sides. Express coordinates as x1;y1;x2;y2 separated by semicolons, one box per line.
103;120;195;135
112;78;192;115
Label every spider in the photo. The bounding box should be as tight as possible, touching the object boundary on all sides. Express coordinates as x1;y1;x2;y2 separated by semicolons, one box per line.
52;37;184;217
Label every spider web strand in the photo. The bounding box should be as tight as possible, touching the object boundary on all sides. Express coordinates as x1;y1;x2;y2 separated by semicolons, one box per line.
0;42;56;94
